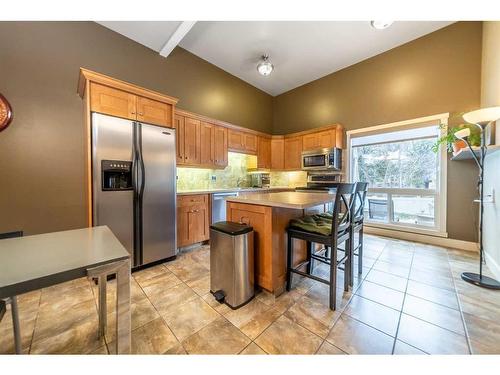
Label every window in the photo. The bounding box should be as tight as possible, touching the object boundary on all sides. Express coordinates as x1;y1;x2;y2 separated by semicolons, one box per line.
347;114;448;236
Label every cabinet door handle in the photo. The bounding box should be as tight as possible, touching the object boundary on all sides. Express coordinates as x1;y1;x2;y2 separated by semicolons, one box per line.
138;112;144;116
131;112;136;115
239;216;250;225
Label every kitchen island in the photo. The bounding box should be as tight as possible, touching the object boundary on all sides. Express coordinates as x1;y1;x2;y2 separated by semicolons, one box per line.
225;192;333;295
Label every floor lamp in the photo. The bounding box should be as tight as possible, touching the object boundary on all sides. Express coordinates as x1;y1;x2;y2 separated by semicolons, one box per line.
455;106;500;289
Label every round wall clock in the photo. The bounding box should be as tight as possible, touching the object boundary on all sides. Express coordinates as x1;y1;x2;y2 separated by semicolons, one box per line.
0;94;13;132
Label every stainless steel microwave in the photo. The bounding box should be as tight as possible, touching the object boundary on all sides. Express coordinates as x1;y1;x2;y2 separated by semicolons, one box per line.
301;148;342;171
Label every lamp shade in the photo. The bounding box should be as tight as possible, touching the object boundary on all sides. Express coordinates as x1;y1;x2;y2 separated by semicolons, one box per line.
454;128;471;140
463;106;500;125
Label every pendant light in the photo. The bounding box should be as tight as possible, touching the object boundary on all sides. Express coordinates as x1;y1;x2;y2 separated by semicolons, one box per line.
371;21;394;30
257;55;274;76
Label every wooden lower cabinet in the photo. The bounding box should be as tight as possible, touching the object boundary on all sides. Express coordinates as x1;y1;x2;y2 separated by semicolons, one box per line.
177;194;210;247
226;202;308;294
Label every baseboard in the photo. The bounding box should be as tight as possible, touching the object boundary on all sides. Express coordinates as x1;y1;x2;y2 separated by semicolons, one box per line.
484;251;500;280
364;226;479;252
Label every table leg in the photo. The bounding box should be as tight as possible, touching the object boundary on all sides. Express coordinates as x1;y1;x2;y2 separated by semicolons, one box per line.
115;259;131;354
87;258;131;354
10;296;22;354
98;274;107;339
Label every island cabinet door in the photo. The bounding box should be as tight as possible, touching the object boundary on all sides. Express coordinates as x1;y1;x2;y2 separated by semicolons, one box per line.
227;203;274;292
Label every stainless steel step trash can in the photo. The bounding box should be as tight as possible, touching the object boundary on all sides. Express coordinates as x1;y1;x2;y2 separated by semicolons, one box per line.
210;221;254;309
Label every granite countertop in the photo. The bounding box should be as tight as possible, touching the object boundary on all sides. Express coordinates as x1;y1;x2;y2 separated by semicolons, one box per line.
176;186;293;195
225;191;333;210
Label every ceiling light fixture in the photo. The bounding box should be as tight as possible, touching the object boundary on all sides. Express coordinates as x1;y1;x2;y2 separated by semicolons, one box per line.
371;21;394;30
257;55;274;76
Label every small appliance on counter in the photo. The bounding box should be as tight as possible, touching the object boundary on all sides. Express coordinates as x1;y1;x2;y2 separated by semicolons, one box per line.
250;172;270;188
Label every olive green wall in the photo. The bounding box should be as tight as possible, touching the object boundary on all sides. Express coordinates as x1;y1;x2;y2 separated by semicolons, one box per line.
0;21;273;236
0;21;483;242
273;22;483;242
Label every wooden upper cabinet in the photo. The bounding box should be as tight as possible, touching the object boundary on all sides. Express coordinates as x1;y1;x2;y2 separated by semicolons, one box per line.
244;133;258;153
214;126;228;168
271;137;285;170
200;122;227;168
136;96;173;127
228;129;257;154
200;122;215;166
90;82;136;120
284;136;303;170
183;117;201;165
302;129;336;151
257;137;271;169
82;69;177;128
174;114;185;165
228;129;245;151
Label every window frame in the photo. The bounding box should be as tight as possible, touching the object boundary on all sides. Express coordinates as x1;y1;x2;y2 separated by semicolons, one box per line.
346;113;449;238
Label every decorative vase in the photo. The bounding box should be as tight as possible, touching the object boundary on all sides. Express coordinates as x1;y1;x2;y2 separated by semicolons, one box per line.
452;140;467;154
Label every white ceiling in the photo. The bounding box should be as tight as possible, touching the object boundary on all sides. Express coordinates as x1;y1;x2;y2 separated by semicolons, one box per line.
98;21;454;96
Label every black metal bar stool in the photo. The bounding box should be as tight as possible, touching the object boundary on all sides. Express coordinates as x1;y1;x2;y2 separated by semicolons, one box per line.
317;182;368;287
286;183;356;310
0;231;24;354
350;182;368;280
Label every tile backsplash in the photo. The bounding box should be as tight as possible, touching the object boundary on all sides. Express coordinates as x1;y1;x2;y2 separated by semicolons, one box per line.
270;171;307;188
176;152;307;191
177;152;254;190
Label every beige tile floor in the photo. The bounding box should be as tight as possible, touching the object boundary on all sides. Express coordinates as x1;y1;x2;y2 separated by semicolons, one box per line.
1;234;500;355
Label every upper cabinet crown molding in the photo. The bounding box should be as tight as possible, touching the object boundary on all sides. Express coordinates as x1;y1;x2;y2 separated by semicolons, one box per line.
79;68;178;128
78;68;179;105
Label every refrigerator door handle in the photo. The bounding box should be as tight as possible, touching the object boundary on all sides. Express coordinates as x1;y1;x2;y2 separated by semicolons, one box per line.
132;122;143;267
136;122;146;265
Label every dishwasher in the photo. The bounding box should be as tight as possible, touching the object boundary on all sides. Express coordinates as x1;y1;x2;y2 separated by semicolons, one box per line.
211;192;239;224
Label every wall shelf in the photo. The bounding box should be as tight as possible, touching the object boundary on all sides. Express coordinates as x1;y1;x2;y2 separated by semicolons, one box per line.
451;145;500;161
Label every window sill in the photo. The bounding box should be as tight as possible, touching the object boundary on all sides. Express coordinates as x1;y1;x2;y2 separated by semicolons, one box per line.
365;222;448;238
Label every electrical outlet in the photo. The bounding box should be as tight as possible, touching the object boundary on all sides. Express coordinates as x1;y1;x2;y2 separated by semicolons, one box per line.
211;175;216;182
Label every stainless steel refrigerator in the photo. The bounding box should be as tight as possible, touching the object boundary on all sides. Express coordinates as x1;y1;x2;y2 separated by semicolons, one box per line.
92;113;177;267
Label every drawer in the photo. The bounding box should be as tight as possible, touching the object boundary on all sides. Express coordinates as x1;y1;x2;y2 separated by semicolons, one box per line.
177;194;208;207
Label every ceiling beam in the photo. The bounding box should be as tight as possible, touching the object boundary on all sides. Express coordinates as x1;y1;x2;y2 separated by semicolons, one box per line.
159;21;197;57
